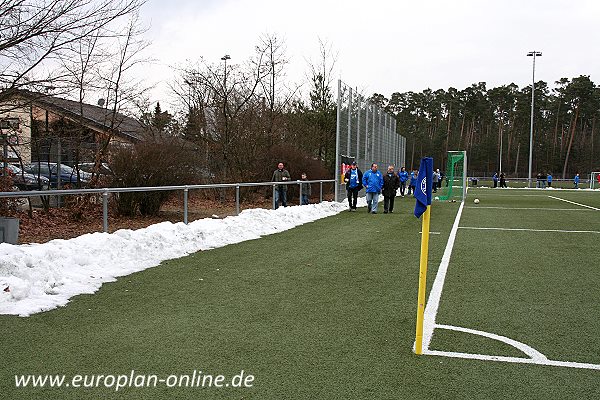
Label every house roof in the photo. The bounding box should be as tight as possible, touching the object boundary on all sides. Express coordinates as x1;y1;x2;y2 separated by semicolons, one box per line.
12;90;147;142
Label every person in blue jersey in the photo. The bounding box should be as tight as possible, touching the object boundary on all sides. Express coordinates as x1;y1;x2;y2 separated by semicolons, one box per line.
362;163;384;214
492;172;498;188
397;166;409;197
383;165;400;213
574;173;580;188
300;172;311;205
344;161;363;211
408;169;418;196
547;172;553;188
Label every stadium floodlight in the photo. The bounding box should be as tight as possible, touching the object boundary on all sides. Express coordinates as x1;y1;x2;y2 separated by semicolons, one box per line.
221;54;231;89
527;51;542;188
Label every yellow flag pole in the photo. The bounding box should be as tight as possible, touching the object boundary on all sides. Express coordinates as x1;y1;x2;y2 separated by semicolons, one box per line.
415;205;431;355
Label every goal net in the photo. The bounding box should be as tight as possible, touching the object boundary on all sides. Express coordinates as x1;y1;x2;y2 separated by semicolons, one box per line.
438;151;467;202
591;172;600;189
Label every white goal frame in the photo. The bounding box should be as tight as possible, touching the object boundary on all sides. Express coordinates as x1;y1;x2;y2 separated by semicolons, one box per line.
590;172;600;189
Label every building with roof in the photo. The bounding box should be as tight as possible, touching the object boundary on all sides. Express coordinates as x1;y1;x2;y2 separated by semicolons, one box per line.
0;90;147;165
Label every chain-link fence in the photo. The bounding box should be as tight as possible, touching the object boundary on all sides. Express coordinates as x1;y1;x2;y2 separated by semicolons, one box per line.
335;80;406;202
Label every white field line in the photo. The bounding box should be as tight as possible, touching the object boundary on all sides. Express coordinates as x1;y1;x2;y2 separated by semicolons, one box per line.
459;227;600;234
548;195;600;211
421;201;465;350
470;187;599;193
435;324;547;360
420;231;441;235
421;201;600;371
423;349;600;371
471;194;548;197
466;206;590;211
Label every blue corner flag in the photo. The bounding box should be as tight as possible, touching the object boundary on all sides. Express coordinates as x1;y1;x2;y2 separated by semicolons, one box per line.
414;157;433;218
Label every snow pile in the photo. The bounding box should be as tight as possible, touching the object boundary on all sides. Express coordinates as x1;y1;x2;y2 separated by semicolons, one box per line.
0;200;360;317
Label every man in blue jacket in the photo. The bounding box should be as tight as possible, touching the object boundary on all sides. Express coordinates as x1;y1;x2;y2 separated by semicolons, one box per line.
362;163;384;214
398;166;409;197
408;169;417;196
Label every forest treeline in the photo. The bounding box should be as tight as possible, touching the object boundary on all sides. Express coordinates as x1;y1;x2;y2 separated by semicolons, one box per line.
371;76;600;178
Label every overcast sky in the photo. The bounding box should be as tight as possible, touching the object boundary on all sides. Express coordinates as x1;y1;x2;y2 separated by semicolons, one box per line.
138;0;600;108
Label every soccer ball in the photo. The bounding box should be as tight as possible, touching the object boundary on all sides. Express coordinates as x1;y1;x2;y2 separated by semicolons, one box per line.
473;198;480;204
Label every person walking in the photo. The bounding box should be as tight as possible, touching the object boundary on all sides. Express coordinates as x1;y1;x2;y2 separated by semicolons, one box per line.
547;173;553;188
344;161;363;211
574;173;580;188
300;172;311;205
541;172;547;189
499;171;507;188
362;163;384;214
383;165;400;214
432;169;441;192
492;172;498;188
409;169;418;196
397;166;409;197
272;162;291;209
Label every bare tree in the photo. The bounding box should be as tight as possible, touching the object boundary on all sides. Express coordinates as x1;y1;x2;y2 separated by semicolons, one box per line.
0;0;145;101
254;33;300;144
304;38;338;166
88;11;152;185
176;45;271;181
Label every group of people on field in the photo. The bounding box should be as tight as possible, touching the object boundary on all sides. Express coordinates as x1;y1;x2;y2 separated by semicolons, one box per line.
491;172;508;188
343;162;438;214
490;171;592;189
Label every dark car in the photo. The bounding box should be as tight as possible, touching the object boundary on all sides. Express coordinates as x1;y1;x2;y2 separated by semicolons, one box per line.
2;164;50;190
23;162;91;188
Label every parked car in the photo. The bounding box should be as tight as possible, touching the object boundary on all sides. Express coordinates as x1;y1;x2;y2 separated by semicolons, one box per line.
2;164;50;190
78;162;112;176
23;162;91;188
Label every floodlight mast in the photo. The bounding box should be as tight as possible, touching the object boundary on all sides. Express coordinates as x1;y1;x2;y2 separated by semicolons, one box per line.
526;51;542;188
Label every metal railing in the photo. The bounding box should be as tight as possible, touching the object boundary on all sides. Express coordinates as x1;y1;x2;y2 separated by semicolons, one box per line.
0;179;335;233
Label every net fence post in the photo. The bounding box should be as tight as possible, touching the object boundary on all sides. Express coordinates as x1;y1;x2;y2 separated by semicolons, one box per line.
102;190;109;233
184;186;189;224
320;181;323;202
335;79;342;203
235;185;240;215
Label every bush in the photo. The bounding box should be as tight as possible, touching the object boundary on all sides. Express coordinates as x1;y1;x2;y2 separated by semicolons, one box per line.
260;144;331;181
0;175;16;214
257;144;331;200
110;140;202;216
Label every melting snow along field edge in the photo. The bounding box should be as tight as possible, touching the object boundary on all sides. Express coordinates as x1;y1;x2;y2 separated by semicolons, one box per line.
0;200;356;317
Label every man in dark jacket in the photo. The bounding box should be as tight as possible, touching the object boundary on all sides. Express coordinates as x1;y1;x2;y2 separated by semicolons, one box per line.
382;165;400;214
272;162;291;209
344;161;363;211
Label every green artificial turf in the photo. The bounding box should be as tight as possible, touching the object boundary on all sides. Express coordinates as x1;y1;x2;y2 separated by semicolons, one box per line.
1;191;599;399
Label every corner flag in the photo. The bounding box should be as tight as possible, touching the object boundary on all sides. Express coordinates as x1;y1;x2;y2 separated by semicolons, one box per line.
414;157;433;355
414;157;433;218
